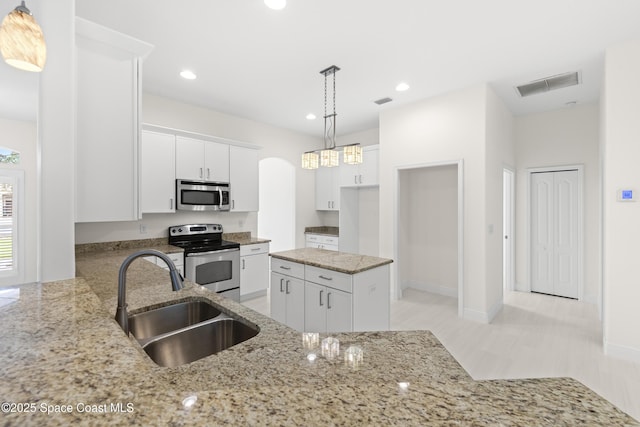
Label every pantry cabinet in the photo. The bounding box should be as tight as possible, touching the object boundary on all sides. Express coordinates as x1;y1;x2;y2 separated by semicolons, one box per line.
141;131;176;213
175;136;229;182
75;18;153;222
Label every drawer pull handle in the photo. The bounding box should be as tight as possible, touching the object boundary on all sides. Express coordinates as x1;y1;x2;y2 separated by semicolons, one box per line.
279;278;284;293
251;247;261;251
319;275;333;281
319;290;324;306
327;292;332;309
279;266;291;270
285;280;291;294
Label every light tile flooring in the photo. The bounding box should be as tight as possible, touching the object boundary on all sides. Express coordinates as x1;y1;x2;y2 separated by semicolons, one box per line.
242;288;640;421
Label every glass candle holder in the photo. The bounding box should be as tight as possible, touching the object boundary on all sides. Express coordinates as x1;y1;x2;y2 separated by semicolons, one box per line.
344;345;363;369
321;337;340;359
302;332;320;350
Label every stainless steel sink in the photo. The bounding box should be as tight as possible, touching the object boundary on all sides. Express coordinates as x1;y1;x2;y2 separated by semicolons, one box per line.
128;300;222;341
141;318;259;368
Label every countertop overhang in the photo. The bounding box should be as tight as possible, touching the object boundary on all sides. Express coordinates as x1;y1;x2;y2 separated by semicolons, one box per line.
270;248;393;275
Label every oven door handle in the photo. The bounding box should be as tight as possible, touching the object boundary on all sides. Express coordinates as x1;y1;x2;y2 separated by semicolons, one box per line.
186;248;239;257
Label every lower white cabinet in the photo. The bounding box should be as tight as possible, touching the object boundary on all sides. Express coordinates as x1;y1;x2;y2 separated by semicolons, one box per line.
270;258;305;331
143;252;184;277
270;256;390;333
304;281;352;333
240;243;269;300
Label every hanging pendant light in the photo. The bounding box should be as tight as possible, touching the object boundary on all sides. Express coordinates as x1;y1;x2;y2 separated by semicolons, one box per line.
301;151;319;170
343;144;363;165
0;1;47;72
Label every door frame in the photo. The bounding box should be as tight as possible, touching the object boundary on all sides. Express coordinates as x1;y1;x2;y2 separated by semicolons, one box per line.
393;159;464;317
526;164;584;300
503;167;515;293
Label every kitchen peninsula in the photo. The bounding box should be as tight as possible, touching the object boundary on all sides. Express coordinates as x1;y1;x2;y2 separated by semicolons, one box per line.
0;243;636;426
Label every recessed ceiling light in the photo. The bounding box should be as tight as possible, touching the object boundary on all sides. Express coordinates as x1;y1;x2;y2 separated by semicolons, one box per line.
306;113;316;120
395;82;410;92
264;0;286;10
180;70;197;80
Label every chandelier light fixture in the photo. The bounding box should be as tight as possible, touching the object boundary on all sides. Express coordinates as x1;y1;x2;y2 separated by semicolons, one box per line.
302;65;363;170
0;1;46;72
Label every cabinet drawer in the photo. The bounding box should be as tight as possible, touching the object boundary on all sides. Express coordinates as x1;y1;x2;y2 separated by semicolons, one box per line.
305;265;352;293
166;252;184;266
322;236;339;246
306;234;322;244
271;257;304;280
240;243;269;256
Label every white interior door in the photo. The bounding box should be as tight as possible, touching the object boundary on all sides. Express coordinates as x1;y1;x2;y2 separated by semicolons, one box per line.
531;170;579;298
503;169;514;293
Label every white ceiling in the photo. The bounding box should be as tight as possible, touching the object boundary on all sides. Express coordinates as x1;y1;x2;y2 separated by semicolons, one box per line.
3;1;640;137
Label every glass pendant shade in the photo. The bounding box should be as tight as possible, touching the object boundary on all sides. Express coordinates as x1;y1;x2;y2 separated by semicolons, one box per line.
0;2;46;72
301;152;319;170
320;149;339;167
343;145;363;165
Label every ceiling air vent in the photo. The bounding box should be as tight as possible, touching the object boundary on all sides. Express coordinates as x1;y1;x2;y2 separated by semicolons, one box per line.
374;97;393;105
515;71;581;97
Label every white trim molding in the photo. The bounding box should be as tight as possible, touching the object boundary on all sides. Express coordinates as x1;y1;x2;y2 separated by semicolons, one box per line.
605;340;640;365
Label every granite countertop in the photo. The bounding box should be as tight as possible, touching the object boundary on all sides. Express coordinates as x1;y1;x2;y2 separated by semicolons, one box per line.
271;247;393;274
0;245;636;426
304;226;339;237
223;232;271;246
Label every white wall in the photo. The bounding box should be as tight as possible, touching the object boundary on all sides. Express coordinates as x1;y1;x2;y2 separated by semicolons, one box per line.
484;87;515;315
514;102;600;304
398;165;458;297
602;39;640;362
75;94;323;249
0;118;37;284
380;84;490;319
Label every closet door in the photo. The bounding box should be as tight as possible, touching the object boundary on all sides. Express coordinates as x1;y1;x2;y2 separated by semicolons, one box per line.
530;170;579;299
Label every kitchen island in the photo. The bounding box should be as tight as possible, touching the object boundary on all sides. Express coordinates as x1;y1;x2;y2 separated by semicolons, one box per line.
0;243;636;426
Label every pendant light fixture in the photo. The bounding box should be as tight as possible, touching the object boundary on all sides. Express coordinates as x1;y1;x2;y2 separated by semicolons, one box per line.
301;65;363;170
0;1;46;72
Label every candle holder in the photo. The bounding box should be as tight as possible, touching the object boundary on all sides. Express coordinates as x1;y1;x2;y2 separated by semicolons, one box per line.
344;345;363;369
321;337;340;359
302;332;320;350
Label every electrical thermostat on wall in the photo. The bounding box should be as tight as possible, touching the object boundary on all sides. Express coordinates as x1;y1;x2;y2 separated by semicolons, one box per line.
617;189;637;202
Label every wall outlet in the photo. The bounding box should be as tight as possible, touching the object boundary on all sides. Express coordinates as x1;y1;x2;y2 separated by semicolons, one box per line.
139;224;147;234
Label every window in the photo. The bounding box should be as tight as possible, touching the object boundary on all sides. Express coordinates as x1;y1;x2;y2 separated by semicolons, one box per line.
0;169;24;284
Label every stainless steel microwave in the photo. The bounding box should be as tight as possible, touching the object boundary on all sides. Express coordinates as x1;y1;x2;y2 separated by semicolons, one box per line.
176;180;230;211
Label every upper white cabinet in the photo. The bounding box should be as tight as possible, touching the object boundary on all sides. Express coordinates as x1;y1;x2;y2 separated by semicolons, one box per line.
230;146;259;212
141;130;175;213
75;18;153;222
339;145;379;187
175;136;229;182
315;165;340;211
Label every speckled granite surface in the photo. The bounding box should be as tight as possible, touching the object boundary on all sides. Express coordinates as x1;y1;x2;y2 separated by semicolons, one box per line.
271;247;393;274
223;232;271;245
0;246;636;426
304;226;339;237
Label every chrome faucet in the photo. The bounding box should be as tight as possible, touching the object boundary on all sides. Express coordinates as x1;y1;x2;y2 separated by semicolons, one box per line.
115;249;184;335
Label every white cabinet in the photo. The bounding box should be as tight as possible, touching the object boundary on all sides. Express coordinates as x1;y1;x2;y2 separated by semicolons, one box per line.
240;242;269;299
141;131;176;213
75;18;153;223
339;145;379;188
315;165;340;211
304;279;352;333
305;234;339;251
270;258;305;331
143;252;184;277
230;146;259;212
175;136;229;182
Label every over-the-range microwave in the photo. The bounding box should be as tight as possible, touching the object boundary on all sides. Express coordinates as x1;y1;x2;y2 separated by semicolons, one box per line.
176;179;230;211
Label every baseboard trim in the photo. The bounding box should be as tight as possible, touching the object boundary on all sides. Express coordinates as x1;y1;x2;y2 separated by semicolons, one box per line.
240;289;267;302
605;341;640;364
402;280;458;298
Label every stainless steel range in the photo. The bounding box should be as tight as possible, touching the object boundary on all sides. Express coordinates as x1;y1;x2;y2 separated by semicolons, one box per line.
168;224;240;301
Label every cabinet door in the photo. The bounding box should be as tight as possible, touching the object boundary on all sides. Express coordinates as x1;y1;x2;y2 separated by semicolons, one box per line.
286;276;305;331
204;141;230;182
326;287;352;333
340;162;359;187
230;146;259;211
304;281;327;333
315;166;340;211
240;252;269;296
270;272;287;325
175;136;205;180
141;131;176;213
359;147;379;186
